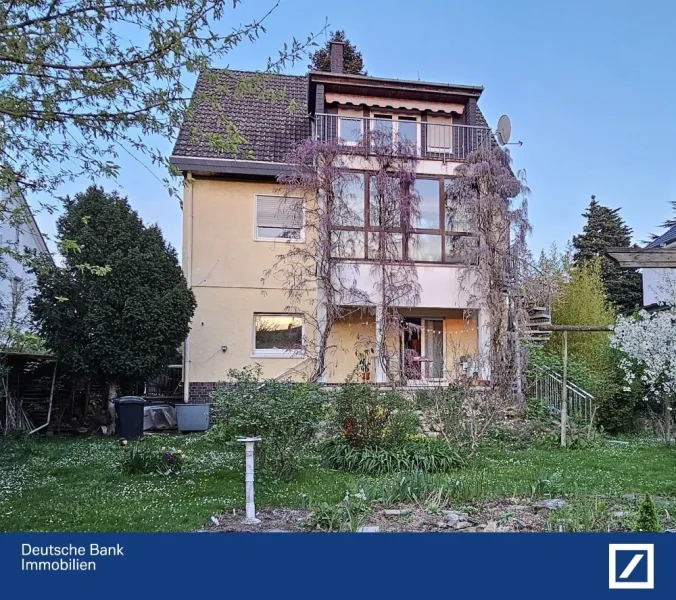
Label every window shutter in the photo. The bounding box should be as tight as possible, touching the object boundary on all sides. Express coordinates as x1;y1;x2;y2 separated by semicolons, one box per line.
256;195;302;229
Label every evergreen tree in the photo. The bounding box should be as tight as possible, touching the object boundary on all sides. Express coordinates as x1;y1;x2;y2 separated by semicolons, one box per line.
30;186;196;403
571;196;642;312
634;494;661;532
309;31;367;75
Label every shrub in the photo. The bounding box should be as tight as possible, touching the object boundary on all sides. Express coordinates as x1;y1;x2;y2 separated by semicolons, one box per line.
120;443;185;476
415;383;511;454
210;365;326;479
309;491;371;532
320;436;464;474
328;383;418;449
634;494;661;532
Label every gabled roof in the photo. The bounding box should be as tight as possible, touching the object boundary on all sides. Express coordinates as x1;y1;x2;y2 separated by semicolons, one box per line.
646;224;676;248
171;70;309;164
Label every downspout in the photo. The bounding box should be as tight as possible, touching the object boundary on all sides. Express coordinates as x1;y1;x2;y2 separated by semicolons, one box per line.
183;172;194;403
29;360;57;435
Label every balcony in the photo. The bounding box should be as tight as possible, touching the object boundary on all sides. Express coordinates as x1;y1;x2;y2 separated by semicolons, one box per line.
314;113;492;162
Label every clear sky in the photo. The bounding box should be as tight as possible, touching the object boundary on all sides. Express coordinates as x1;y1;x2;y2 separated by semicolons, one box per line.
33;0;676;256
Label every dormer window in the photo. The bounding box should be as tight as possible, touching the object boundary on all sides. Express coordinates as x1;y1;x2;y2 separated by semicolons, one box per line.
337;109;363;145
371;113;419;150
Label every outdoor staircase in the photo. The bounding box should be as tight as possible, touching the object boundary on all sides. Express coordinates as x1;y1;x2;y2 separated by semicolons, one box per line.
507;247;553;344
522;303;552;343
530;367;595;424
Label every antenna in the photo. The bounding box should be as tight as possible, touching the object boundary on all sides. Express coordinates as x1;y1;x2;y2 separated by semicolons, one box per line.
495;114;523;147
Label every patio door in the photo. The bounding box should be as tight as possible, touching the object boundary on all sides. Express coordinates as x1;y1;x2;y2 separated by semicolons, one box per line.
421;319;444;380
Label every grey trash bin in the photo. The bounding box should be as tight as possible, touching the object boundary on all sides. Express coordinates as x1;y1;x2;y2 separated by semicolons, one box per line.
175;403;211;433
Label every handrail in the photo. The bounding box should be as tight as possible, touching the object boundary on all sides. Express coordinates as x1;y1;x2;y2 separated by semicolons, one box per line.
314;113;492;161
531;366;595;423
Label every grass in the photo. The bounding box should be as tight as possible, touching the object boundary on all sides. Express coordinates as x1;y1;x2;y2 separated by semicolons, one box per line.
1;432;675;531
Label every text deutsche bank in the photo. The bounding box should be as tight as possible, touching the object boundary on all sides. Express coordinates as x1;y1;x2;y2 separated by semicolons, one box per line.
21;544;124;571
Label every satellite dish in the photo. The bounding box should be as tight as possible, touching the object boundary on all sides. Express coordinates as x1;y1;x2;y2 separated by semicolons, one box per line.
496;114;512;145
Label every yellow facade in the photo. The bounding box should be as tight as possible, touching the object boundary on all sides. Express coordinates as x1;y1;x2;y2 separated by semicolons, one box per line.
183;177;480;389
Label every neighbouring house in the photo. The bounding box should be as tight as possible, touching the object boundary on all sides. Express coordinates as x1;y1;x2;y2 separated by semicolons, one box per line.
171;42;501;401
0;186;52;336
641;224;676;310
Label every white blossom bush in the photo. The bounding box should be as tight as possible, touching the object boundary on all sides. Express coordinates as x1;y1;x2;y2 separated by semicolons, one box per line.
612;309;676;397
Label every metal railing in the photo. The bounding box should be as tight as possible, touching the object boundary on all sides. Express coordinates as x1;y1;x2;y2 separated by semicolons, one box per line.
532;367;595;424
314;113;493;161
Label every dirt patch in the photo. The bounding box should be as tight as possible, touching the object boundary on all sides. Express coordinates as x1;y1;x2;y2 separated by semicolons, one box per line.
200;499;549;532
368;499;546;532
201;508;312;532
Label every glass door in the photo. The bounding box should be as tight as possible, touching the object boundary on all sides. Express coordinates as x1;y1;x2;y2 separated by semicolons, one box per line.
422;319;444;380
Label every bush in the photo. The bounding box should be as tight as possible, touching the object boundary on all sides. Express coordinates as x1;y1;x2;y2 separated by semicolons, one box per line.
328;383;418;449
309;491;371;532
120;443;185;476
210;365;326;479
319;436;465;474
634;494;661;532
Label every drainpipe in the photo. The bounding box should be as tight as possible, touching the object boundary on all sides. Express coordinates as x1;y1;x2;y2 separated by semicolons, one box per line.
29;361;57;435
183;173;194;404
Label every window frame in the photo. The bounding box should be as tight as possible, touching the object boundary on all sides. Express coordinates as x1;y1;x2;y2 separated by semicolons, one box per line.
253;194;305;243
370;112;421;154
328;171;475;265
337;110;364;146
251;313;305;358
426;116;454;154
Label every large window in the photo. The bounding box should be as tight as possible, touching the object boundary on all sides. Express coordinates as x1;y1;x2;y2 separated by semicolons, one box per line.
255;195;303;241
253;314;303;355
409;233;442;262
328;173;473;264
333;174;364;227
445;178;472;232
413;178;440;229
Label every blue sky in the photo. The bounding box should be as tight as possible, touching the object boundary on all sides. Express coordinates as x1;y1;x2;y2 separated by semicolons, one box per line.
34;0;676;256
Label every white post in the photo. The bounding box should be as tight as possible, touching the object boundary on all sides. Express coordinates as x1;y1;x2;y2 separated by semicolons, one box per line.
477;308;491;380
375;305;386;383
238;437;262;524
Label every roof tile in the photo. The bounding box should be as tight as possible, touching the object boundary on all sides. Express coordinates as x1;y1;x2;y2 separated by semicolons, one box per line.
172;69;309;163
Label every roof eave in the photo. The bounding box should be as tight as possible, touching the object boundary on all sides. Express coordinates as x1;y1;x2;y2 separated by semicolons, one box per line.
308;70;484;98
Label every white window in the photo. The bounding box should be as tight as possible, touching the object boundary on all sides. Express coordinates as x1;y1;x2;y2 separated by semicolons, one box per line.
427;116;453;153
253;314;304;356
254;195;303;241
337;109;363;145
371;114;420;152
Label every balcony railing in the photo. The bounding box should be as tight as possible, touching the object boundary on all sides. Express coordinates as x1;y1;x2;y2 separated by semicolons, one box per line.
314;113;493;161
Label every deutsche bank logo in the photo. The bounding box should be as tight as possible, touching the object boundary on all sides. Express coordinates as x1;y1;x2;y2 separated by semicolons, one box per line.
608;544;654;589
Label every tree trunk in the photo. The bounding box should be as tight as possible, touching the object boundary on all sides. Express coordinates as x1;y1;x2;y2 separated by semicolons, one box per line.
105;379;119;435
664;393;672;445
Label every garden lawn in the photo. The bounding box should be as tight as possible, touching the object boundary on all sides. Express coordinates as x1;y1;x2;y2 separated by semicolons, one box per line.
1;433;675;532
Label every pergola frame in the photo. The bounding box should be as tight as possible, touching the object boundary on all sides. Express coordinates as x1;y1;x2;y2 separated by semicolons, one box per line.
606;247;676;268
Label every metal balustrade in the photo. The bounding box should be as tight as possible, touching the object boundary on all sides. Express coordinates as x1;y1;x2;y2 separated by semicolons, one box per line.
314;113;493;161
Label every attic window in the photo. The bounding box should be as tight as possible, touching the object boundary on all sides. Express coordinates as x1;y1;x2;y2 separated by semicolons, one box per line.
254;195;303;241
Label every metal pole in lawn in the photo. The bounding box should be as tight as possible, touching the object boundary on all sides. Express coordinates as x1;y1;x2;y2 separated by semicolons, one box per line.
238;437;262;524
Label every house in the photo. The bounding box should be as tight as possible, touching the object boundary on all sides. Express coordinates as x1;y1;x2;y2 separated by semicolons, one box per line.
641;224;676;309
171;42;498;401
0;186;52;334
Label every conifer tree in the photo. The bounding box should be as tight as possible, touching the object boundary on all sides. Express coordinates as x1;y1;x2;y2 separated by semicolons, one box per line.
30;186;196;404
309;31;367;75
572;196;642;312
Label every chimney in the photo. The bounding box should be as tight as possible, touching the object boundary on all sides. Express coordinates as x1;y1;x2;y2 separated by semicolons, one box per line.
330;41;345;74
